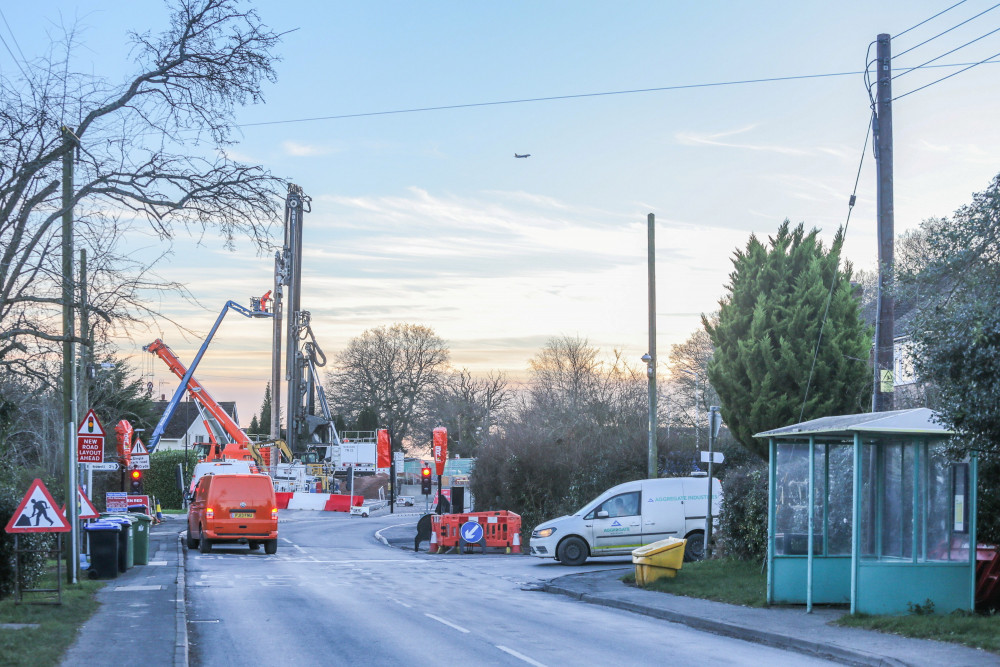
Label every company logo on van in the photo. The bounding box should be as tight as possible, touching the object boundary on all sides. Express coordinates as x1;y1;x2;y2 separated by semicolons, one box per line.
611;520;622;527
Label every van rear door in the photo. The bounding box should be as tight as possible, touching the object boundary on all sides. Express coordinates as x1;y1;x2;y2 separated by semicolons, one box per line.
640;479;686;545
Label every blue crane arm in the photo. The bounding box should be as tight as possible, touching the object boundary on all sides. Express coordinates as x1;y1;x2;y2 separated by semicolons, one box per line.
147;299;272;452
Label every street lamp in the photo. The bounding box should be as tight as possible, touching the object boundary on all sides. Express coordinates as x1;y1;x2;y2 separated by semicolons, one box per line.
642;353;656;478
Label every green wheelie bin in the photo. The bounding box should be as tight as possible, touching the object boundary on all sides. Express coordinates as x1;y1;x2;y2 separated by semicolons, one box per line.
128;513;154;565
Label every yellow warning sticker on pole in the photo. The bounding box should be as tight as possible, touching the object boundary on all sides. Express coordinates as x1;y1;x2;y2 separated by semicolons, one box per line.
879;369;894;393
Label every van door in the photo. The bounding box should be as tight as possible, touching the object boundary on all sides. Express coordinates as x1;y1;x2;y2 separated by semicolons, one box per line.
587;490;643;554
641;480;686;545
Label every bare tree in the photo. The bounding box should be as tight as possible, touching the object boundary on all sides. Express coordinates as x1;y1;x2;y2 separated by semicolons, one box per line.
327;324;450;451
665;326;718;444
0;0;284;379
423;368;510;457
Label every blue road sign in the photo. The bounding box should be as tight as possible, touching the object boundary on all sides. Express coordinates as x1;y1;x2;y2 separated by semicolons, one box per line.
460;521;484;544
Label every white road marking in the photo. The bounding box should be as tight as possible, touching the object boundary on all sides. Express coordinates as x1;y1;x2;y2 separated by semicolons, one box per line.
424;613;470;633
146;560;168;566
495;645;548;667
113;585;162;592
389;597;412;608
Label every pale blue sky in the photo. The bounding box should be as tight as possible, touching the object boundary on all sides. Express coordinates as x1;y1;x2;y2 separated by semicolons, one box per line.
6;2;1000;421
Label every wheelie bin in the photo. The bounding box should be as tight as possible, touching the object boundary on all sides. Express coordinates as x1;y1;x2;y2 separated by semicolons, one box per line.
100;514;135;572
84;522;121;579
128;513;154;565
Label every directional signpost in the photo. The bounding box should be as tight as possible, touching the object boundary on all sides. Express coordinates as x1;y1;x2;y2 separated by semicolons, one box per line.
77;409;105;463
130;439;150;471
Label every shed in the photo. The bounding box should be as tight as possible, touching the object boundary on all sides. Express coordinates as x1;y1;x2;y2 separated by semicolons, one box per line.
756;408;977;615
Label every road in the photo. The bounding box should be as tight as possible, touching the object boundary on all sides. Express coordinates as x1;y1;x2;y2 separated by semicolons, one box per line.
186;510;834;666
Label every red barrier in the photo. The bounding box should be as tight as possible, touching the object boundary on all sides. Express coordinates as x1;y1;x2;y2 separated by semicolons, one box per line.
430;510;521;554
275;492;293;509
323;494;364;512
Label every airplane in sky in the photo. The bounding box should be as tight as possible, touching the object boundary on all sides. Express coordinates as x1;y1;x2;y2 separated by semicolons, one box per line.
514;153;530;158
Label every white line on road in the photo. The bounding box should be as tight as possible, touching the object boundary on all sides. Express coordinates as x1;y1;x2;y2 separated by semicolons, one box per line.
424;613;470;633
389;597;412;608
495;645;548;667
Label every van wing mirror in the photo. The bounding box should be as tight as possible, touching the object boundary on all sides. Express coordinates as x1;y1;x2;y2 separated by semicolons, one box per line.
596;510;609;519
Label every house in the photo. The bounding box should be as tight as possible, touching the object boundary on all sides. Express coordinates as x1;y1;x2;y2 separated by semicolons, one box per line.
149;400;241;452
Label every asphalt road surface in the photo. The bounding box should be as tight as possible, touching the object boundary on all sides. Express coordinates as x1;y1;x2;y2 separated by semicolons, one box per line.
186;510;835;666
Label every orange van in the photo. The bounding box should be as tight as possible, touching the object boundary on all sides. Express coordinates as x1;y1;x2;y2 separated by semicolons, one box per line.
187;473;278;554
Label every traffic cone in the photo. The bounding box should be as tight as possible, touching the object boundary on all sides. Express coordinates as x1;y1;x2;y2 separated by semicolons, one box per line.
429;527;438;554
511;531;521;554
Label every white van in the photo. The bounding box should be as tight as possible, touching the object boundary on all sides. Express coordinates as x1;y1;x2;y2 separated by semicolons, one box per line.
529;475;722;566
187;460;256;499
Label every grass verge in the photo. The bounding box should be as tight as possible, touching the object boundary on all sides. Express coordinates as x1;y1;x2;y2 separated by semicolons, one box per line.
624;558;767;607
0;560;103;667
837;611;1000;653
622;557;1000;653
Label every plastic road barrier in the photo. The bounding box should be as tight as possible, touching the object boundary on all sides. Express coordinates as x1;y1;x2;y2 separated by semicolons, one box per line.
631;537;687;585
430;511;522;554
128;513;154;565
84;522;121;579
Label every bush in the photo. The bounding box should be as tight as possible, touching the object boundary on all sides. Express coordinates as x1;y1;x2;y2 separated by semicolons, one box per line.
0;467;53;600
717;461;768;561
147;450;200;509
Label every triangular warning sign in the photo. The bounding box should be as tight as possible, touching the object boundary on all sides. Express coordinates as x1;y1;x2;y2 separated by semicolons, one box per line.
77;485;100;520
4;479;71;533
77;408;106;437
130;439;149;456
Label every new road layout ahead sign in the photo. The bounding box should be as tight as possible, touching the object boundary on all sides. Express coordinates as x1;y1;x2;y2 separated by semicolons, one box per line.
77;408;105;463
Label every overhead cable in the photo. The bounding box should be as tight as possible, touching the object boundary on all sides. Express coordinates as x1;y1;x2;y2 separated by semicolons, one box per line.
894;24;1000;80
893;0;970;40
893;1;1000;60
894;48;1000;100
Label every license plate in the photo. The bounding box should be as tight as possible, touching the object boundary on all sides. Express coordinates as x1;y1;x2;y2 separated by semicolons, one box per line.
230;511;254;519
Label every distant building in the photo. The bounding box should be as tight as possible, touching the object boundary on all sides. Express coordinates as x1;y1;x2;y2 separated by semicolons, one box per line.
149;400;240;452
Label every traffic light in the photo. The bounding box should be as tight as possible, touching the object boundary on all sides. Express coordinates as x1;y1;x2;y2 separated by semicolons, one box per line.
130;468;143;493
420;466;432;495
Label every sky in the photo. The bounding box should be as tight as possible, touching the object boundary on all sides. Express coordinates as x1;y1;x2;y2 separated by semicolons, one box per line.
5;1;1000;426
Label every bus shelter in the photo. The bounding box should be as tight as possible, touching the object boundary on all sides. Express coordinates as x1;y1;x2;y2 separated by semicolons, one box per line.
756;408;977;615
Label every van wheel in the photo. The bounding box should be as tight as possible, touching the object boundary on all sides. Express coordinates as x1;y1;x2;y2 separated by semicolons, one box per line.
199;529;212;554
186;530;199;550
684;531;705;562
557;536;589;566
264;540;278;555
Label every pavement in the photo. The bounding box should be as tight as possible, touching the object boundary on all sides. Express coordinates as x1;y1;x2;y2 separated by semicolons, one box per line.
59;514;999;667
60;514;187;667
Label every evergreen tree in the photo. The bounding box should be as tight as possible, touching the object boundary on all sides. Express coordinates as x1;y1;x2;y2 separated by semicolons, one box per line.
257;383;272;437
249;414;260;435
704;221;871;459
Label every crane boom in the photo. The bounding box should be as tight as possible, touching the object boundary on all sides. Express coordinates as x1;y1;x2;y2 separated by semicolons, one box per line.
145;298;272;452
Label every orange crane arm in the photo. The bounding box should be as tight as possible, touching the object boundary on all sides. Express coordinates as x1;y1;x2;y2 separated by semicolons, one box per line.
146;339;251;448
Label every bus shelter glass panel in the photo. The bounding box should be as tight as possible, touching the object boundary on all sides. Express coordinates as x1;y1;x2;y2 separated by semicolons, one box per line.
926;446;970;562
825;444;853;555
774;443;809;555
882;440;914;560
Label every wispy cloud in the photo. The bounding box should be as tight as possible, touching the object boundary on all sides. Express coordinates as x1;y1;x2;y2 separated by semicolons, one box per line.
282;141;335;157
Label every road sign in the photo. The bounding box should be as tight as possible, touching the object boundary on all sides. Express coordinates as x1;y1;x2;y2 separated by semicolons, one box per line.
77;408;105;463
106;491;127;513
5;479;71;533
127;495;151;511
701;451;725;464
88;462;120;471
130;439;150;470
77;486;100;520
460;521;484;544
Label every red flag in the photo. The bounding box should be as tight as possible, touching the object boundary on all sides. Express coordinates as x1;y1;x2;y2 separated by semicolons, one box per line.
433;427;448;476
376;429;391;469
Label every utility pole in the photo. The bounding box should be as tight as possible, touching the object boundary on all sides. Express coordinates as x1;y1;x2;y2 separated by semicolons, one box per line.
79;249;91;558
284;185;305;453
61;126;79;584
873;32;895;412
644;213;658;479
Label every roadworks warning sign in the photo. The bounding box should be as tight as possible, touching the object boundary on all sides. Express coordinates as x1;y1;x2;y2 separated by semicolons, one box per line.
4;479;71;533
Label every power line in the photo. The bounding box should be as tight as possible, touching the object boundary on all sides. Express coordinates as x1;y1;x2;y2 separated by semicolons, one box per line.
798;113;874;423
894;24;1000;80
895;47;1000;100
240;61;1000;129
893;0;970;40
893;1;1000;60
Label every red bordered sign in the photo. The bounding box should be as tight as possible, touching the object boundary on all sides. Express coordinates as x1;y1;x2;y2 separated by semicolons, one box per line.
4;479;71;533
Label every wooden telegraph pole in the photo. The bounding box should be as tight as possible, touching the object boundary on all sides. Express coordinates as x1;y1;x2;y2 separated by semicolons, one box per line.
61;126;79;583
874;33;895;412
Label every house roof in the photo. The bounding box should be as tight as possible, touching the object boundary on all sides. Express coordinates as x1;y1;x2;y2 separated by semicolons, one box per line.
150;400;239;440
754;407;951;440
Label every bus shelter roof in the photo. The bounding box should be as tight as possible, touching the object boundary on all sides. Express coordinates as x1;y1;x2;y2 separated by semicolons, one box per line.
754;407;951;440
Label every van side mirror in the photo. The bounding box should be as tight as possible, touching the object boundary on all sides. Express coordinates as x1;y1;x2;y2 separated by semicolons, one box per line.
597;510;609;519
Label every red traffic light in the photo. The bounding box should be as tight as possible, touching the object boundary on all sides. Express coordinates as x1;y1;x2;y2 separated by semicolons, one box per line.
421;467;431;478
130;469;142;480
